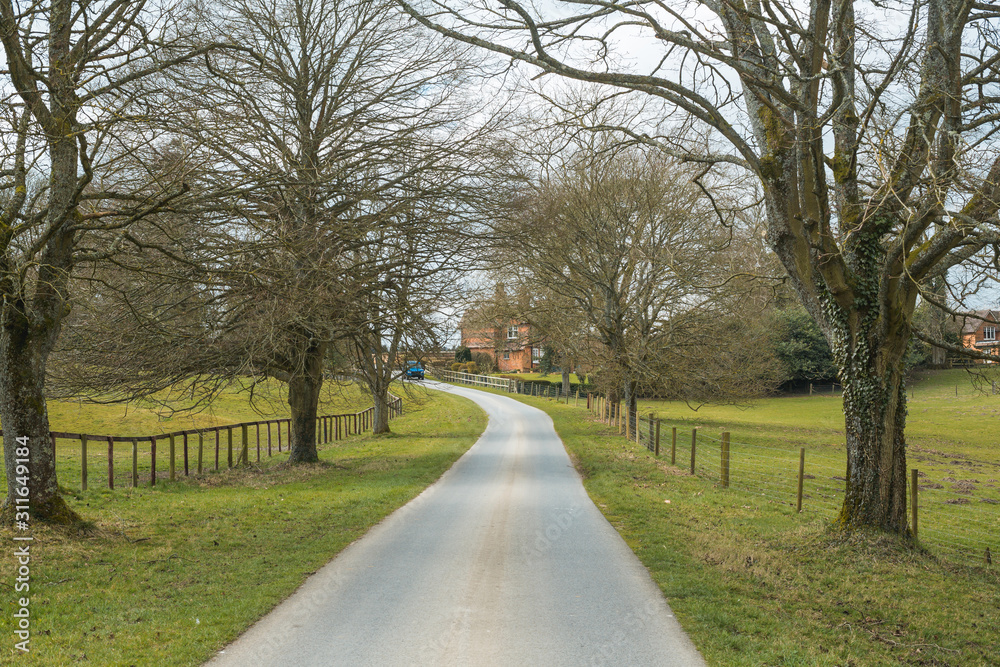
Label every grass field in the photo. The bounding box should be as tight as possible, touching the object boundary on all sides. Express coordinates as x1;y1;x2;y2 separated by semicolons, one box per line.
460;379;1000;666
1;379;378;494
628;368;1000;567
0;384;486;665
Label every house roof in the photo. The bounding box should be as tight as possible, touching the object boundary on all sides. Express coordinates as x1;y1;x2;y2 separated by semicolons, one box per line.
960;309;1000;335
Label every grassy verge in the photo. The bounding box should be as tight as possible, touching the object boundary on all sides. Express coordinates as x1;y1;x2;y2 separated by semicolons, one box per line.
0;387;486;665
452;383;999;666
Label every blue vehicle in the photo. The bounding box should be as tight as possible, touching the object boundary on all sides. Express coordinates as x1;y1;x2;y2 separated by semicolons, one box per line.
404;361;424;380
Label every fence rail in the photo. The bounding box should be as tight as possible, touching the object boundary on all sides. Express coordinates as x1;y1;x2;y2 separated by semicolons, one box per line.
435;370;592;400
435;370;516;391
0;394;402;492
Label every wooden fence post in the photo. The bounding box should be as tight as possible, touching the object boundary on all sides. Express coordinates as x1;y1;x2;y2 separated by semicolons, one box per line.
106;436;114;490
183;433;189;476
797;447;805;512
241;424;249;465
721;432;730;488
256;424;261;462
197;432;203;475
150;436;157;486
215;429;220;470
911;468;919;540
690;429;697;475
648;414;654;452
671;427;677;465
132;439;138;487
277;422;282;452
227;426;233;468
169;434;176;481
81;435;88;491
654;419;661;457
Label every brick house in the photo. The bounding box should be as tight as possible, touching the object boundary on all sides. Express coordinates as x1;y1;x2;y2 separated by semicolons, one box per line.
459;315;539;373
961;309;1000;362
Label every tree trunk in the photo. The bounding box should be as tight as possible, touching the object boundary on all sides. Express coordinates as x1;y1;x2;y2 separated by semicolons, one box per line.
0;86;80;523
286;343;325;463
372;389;391;435
833;319;911;534
0;309;79;524
561;367;571;397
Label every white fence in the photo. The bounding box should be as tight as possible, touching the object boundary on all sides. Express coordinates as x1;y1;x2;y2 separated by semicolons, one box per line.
435;370;516;392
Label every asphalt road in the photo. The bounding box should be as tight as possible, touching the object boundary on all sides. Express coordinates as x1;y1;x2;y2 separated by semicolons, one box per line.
206;381;705;666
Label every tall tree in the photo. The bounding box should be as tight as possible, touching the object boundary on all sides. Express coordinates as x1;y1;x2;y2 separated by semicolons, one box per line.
0;0;217;522
55;0;511;459
401;0;1000;533
499;140;779;414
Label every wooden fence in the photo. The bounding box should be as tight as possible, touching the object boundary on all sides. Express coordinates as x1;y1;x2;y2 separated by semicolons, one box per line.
435;370;517;391
0;394;402;492
583;392;997;569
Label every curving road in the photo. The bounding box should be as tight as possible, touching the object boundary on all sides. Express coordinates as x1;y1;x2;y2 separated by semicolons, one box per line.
207;381;705;666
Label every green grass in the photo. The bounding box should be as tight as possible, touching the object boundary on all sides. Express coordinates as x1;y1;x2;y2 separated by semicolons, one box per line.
627;368;1000;565
446;376;999;666
2;380;377;494
0;386;486;665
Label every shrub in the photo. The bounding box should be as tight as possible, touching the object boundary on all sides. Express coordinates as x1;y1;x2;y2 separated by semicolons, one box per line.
450;362;464;372
465;361;479;374
472;352;496;373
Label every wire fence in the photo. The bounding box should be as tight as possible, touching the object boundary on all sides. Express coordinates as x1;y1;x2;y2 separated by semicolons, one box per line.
438;372;997;570
1;394;403;492
584;395;997;570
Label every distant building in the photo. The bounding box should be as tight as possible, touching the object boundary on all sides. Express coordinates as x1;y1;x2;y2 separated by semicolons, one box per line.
960;310;1000;363
459;314;539;373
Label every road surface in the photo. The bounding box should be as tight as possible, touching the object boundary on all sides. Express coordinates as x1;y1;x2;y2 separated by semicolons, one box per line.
207;381;705;666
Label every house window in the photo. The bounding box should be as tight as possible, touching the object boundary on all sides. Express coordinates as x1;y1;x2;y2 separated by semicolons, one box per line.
532;347;541;360
507;325;519;340
503;351;510;360
985;326;997;342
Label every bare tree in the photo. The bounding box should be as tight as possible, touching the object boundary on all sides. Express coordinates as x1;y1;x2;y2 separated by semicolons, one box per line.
54;0;513;460
498;139;780;414
400;0;1000;533
0;0;221;523
343;215;459;434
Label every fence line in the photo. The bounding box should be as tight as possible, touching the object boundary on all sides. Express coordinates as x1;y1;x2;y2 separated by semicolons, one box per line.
579;391;996;570
0;394;403;492
435;369;595;400
428;372;997;568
